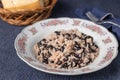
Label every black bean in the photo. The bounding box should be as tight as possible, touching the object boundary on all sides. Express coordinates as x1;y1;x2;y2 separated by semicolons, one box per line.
73;59;79;63
56;42;59;44
65;33;71;40
82;49;87;56
50;60;54;63
41;53;44;57
38;51;41;55
88;36;93;39
86;43;90;47
41;52;44;54
74;44;81;50
77;60;83;68
55;48;60;51
56;60;62;65
70;62;73;67
86;59;92;65
78;64;81;68
85;36;93;43
89;44;98;52
69;52;74;55
92;44;98;49
47;45;53;49
62;34;65;37
86;61;90;65
78;36;82;39
42;44;47;48
79;59;83;63
71;62;77;67
85;41;88;46
66;37;71;40
81;33;84;35
54;31;61;35
61;46;64;52
82;49;86;54
41;38;46;42
81;35;84;39
48;51;52;57
90;48;96;52
42;48;44;50
37;42;42;47
74;53;78;58
58;45;60;47
85;43;92;53
74;41;78;45
76;46;81;50
73;34;77;39
82;33;86;37
63;57;68;61
74;53;81;59
82;47;85;51
38;53;40;55
89;58;93;62
61;63;69;68
65;33;71;37
72;59;79;67
42;57;48;64
94;44;98;48
65;54;71;58
82;51;87;57
63;44;66;46
78;54;82;58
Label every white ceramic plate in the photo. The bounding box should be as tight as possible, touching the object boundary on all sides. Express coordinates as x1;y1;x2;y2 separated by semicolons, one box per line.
14;18;118;75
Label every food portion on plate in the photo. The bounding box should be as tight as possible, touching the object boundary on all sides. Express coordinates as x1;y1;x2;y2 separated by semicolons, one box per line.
34;29;99;69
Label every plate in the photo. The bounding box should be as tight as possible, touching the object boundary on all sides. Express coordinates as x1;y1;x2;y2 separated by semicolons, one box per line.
14;18;118;75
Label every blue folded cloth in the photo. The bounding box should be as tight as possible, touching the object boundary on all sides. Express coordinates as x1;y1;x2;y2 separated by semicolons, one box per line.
75;7;120;43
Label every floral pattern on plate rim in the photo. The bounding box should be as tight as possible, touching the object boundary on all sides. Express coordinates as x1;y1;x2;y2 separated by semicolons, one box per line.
15;18;118;75
98;47;114;66
29;27;38;35
40;19;69;28
17;33;27;54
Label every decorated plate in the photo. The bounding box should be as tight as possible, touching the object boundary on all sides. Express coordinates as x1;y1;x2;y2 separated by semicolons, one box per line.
14;18;118;75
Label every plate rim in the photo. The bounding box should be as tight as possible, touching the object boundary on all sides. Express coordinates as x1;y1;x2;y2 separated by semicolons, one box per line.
14;17;119;75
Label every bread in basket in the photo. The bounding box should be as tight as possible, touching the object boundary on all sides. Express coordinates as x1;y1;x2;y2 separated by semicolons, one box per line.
0;0;57;26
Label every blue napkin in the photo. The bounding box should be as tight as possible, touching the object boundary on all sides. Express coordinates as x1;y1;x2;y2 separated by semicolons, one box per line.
75;7;120;43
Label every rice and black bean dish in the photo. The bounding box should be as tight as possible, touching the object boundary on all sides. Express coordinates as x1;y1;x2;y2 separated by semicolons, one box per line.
34;29;99;69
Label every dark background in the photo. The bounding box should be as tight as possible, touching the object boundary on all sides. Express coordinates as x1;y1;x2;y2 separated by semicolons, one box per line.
0;0;120;80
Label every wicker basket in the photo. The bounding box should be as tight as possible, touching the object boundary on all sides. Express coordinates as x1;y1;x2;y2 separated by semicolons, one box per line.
0;0;57;26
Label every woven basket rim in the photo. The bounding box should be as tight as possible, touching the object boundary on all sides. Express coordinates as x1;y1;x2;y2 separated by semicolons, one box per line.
0;0;57;26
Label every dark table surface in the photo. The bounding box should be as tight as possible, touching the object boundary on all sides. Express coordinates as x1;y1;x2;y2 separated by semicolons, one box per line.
0;0;120;80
